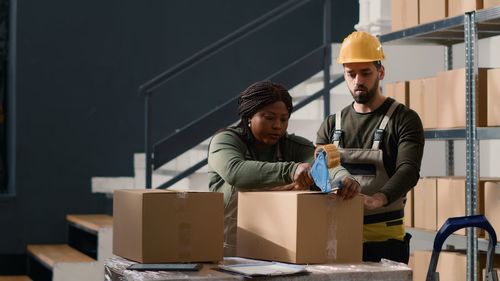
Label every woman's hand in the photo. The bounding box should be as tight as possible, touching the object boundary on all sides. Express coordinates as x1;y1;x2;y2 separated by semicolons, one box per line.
336;176;361;200
293;163;314;189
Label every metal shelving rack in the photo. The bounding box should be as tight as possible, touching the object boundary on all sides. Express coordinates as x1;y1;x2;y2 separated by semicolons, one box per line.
379;6;500;281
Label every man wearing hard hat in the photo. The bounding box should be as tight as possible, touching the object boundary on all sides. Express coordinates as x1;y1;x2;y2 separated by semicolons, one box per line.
316;31;424;263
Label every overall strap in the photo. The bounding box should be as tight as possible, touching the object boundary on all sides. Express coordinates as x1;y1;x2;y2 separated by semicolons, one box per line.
332;111;343;147
372;100;400;149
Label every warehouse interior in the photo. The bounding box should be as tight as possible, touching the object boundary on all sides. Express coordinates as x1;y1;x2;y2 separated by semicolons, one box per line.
1;0;500;280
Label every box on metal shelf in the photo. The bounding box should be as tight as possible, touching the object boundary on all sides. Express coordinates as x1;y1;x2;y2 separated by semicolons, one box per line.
414;177;438;231
436;68;488;129
113;189;224;263
420;0;448;24
437;177;500;236
414;250;500;281
484;0;500;8
449;0;483;17
487;68;500;126
237;191;363;264
391;0;419;31
385;81;409;107
404;189;414;227
409;77;438;129
484;181;500;240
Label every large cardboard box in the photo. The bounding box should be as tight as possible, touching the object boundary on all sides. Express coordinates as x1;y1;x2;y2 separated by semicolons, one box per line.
385;81;409;107
237;191;363;264
436;177;500;235
412;251;433;281
449;0;483;17
404;189;413;227
392;0;419;31
484;182;500;239
113;189;224;263
484;0;500;8
420;0;447;24
410;77;438;129
436;68;488;128
487;68;500;126
414;178;438;231
414;250;500;281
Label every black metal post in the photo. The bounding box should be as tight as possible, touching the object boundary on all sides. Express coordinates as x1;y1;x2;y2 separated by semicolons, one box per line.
322;0;332;118
145;94;152;189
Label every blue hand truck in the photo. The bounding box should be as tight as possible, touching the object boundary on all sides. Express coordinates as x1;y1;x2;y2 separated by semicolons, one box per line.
426;215;498;281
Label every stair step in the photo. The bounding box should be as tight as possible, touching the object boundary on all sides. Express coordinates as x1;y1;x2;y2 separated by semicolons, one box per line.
91;177;136;193
66;214;112;234
27;245;95;269
0;277;32;281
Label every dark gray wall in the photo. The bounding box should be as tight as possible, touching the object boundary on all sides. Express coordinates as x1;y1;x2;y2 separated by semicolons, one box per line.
0;0;357;256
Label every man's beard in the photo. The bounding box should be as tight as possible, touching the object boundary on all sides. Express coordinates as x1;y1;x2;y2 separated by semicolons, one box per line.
350;79;379;104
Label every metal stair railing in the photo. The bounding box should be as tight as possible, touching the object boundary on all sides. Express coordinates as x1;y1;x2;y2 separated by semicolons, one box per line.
157;73;344;189
140;0;335;189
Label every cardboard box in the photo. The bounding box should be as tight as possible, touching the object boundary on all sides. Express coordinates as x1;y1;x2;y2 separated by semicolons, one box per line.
392;0;419;31
410;77;438;129
449;0;483;17
113;189;224;263
414;250;500;281
484;0;500;8
413;251;433;281
237;191;363;264
404;189;413;227
420;0;448;24
484;182;500;239
487;68;500;126
436;177;500;235
436;68;488;128
385;81;409;106
414;178;438;231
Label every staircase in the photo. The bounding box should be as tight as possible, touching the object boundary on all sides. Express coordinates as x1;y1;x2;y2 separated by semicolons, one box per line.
90;54;350;195
25;215;112;281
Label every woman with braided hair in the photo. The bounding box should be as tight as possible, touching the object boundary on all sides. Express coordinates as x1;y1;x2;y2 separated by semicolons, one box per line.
208;80;360;256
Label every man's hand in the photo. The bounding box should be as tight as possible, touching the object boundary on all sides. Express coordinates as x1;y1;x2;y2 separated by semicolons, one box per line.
363;192;388;210
336;176;360;200
293;163;314;188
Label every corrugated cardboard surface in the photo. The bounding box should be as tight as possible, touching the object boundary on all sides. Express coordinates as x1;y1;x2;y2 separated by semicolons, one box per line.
414;250;500;281
237;191;363;264
484;182;500;240
436;177;500;236
410;77;437;129
420;0;447;24
404;189;413;227
412;250;432;281
113;189;224;263
391;0;419;31
487;68;500;126
414;178;438;231
436;68;488;128
484;0;500;8
449;0;483;17
385;81;409;107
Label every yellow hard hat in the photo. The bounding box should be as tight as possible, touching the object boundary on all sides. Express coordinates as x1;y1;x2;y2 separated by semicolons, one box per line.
337;31;385;64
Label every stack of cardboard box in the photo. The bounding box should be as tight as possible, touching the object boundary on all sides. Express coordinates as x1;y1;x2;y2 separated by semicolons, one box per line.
112;189;365;265
391;0;500;31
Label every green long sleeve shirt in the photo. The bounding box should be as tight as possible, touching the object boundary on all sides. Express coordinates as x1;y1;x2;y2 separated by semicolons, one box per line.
208;127;349;206
316;98;425;205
